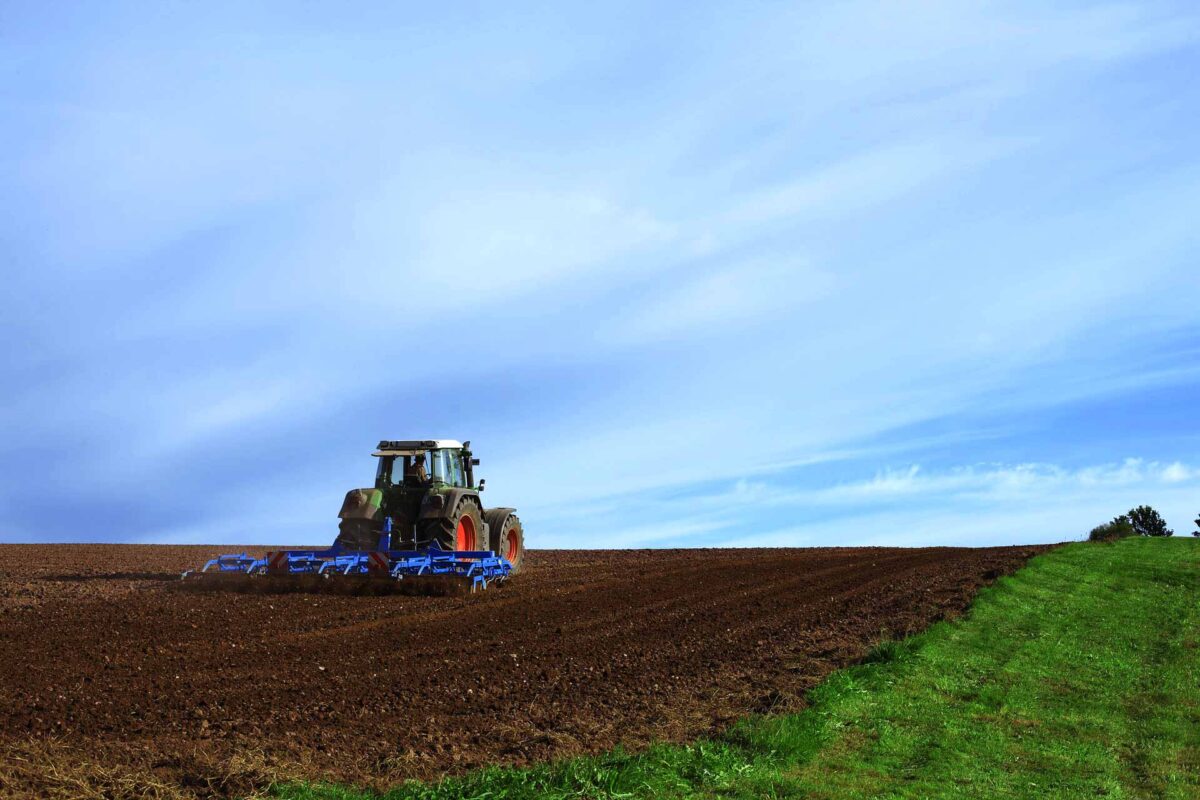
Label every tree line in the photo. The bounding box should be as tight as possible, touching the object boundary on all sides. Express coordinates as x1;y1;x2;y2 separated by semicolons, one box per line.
1087;505;1200;540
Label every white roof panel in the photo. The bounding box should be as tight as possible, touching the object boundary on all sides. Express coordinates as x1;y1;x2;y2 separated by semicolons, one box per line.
372;439;464;456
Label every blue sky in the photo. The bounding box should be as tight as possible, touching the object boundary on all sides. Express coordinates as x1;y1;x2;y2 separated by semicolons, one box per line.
2;1;1198;548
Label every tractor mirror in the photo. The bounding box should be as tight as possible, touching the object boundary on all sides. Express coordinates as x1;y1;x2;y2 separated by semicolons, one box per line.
471;458;480;466
478;479;486;491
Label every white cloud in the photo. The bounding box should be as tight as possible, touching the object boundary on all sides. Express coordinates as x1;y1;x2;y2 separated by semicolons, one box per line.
725;459;1200;509
607;258;836;343
1161;462;1197;484
350;183;680;308
724;139;1017;229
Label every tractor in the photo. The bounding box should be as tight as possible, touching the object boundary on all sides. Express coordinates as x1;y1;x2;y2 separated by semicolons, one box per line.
335;439;524;572
181;439;523;592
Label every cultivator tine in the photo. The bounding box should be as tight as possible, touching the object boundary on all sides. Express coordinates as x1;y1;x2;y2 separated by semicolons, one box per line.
181;553;263;580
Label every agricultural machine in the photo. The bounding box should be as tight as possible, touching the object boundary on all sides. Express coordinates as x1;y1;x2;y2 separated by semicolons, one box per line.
183;440;524;593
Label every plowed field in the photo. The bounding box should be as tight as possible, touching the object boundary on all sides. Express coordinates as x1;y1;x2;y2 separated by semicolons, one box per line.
0;544;1047;798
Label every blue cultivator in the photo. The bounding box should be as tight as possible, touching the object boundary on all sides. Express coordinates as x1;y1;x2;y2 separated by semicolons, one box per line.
182;526;513;595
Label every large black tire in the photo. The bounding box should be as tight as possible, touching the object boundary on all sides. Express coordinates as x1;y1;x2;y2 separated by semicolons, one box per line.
419;496;485;552
334;518;380;551
484;509;524;573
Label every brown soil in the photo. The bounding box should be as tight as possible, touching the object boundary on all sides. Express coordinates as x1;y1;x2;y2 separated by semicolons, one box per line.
0;543;1048;798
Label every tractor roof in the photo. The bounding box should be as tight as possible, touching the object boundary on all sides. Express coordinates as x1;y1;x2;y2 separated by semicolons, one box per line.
373;439;464;456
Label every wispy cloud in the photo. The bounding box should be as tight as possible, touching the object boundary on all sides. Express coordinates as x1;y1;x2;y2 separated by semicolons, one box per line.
1;2;1198;546
724;459;1200;507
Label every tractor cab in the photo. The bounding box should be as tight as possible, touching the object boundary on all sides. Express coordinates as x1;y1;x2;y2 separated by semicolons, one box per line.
317;437;521;566
372;439;480;490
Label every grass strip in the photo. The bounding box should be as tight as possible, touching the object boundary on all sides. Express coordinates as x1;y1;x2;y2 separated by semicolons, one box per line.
274;537;1200;799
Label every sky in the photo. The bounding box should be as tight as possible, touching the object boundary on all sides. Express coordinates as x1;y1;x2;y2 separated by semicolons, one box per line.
2;1;1199;549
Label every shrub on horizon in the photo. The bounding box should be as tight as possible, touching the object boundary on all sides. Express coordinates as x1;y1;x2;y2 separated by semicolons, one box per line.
1127;505;1173;537
1088;515;1137;542
1193;513;1199;537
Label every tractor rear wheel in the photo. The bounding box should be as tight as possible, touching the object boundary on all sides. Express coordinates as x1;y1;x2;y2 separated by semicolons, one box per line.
421;497;485;552
484;509;524;573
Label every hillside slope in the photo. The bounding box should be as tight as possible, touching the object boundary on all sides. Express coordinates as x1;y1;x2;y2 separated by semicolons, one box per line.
281;537;1199;799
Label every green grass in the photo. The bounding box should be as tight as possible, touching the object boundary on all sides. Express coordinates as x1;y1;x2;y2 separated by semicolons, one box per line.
274;537;1200;800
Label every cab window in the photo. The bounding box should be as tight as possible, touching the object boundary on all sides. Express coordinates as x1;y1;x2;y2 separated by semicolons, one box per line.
447;451;465;487
430;449;466;487
375;456;396;486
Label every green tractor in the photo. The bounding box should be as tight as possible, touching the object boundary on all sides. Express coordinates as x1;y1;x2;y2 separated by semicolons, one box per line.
334;440;524;573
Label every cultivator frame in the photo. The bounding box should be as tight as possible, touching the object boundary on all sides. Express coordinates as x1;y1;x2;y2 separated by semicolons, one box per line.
182;534;513;595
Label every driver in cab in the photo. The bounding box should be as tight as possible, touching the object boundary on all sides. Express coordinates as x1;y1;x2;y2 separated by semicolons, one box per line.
404;453;429;484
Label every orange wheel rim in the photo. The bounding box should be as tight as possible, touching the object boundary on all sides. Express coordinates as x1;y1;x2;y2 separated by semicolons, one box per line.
505;526;520;561
455;515;475;551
